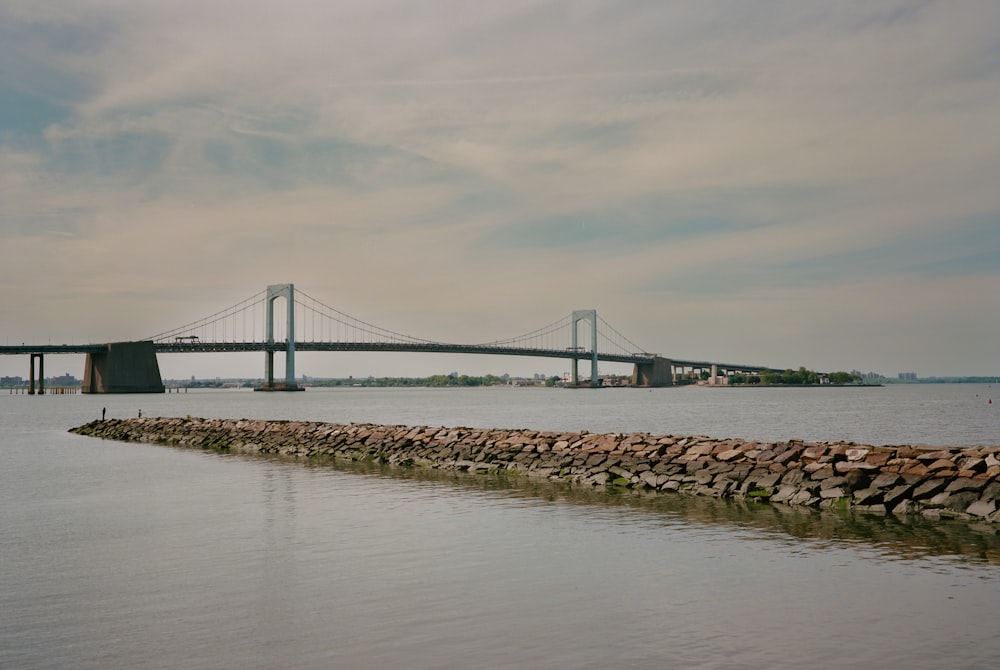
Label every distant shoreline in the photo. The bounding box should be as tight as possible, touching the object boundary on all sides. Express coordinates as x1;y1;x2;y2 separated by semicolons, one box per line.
694;383;884;389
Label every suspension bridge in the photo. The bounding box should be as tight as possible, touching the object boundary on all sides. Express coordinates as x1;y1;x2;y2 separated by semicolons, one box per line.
1;284;781;394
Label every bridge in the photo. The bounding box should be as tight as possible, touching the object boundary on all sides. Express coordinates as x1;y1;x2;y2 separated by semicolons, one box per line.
1;284;781;394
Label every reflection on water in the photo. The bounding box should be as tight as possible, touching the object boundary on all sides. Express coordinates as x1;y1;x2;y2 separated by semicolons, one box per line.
273;451;1000;566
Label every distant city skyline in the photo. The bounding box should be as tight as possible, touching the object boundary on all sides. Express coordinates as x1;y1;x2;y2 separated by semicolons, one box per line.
7;366;999;388
2;1;998;379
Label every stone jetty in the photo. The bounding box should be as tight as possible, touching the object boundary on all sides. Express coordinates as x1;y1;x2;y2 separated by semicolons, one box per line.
71;417;1000;523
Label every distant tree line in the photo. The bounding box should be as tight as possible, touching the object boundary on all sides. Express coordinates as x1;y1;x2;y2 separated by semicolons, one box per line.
310;374;523;388
728;368;861;385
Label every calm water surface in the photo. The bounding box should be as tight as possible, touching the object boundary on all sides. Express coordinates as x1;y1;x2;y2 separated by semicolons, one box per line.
2;385;999;669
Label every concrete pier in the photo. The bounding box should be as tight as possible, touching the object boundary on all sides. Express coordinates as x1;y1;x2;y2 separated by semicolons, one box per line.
631;356;673;387
28;353;44;394
82;342;165;394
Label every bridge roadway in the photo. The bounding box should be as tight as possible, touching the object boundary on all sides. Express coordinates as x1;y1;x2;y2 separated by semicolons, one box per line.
153;341;783;374
0;344;108;355
0;341;781;375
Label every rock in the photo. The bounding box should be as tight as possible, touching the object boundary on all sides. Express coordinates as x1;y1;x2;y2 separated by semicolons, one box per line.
912;479;948;499
853;488;884;505
809;466;836;480
835;461;878;473
945;477;986;494
958;457;986;473
686;443;715;457
752;472;782;489
638;471;659;488
728;465;753;482
790;490;819;506
773;448;802;464
771;485;800;503
900;463;930;477
864;452;891;467
927;491;951;507
893;500;922;516
713;479;736;495
781;469;806;486
608;466;634;480
927;458;959;472
694;470;715;485
966;499;997;518
980;481;1000;501
820;476;848;490
708;462;736;475
930;491;979;512
801;445;827;460
870;473;902;489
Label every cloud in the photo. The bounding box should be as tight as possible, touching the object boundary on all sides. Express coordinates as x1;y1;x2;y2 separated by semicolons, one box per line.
2;0;999;378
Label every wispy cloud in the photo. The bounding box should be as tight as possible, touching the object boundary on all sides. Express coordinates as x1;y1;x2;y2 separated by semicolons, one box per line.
1;0;998;377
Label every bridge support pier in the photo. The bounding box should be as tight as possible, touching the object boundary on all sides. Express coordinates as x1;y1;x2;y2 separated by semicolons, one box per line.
632;356;673;387
28;353;44;394
82;341;165;393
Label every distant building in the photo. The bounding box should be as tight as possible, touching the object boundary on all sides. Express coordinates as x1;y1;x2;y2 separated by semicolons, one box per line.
898;372;918;380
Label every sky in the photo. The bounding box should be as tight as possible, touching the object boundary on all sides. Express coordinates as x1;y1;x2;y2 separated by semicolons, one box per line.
2;0;999;381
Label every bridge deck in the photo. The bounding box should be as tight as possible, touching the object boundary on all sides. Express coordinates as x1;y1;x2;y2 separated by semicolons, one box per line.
152;341;647;364
0;345;107;355
0;342;780;374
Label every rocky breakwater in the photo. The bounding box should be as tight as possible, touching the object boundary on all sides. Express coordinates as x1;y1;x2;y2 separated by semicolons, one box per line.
71;417;1000;523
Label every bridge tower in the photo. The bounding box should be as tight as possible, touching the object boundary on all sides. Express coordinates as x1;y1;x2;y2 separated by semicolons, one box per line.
571;310;599;387
257;283;303;392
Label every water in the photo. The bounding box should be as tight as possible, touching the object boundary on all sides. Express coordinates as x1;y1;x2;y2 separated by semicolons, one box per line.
2;385;1000;669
